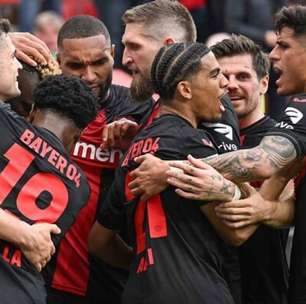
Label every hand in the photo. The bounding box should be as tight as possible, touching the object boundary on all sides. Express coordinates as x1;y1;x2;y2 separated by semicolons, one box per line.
128;154;169;201
167;155;235;201
214;183;271;228
9;32;52;67
19;223;61;272
101;118;140;150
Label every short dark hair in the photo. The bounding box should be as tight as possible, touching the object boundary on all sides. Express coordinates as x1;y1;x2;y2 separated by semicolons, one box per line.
211;34;270;79
57;15;110;48
122;0;196;42
33;75;98;129
151;42;210;100
275;5;306;36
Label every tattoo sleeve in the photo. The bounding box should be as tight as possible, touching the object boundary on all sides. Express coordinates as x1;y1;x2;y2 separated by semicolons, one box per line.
203;135;297;183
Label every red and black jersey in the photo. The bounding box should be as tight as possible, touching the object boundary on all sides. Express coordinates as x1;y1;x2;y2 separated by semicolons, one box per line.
239;115;290;304
267;94;306;304
240;115;276;148
0;103;89;304
201;95;241;304
43;85;155;301
98;114;235;304
201;95;240;154
265;94;306;157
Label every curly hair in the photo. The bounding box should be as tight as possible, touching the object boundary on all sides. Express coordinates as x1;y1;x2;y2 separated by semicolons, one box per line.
33;75;98;129
151;42;210;100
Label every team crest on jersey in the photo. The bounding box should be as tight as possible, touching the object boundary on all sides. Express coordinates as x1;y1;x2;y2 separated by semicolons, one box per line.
285;107;303;124
203;123;233;141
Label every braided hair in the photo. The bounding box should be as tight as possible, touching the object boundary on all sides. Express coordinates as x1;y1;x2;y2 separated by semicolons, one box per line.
151;42;210;100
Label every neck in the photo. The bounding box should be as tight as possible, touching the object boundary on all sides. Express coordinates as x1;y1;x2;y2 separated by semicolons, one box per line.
159;99;197;128
31;110;76;151
239;106;265;129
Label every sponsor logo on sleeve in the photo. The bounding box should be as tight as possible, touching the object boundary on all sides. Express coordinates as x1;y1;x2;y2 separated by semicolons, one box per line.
275;107;303;129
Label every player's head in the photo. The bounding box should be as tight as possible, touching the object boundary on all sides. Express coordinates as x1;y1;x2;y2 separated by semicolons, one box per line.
122;0;196;101
7;62;41;119
151;42;227;124
31;75;98;151
270;5;306;95
212;35;269;121
7;60;61;120
57;15;113;100
0;19;22;101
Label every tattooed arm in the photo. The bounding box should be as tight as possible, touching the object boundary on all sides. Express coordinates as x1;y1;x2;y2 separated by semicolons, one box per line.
204;135;297;183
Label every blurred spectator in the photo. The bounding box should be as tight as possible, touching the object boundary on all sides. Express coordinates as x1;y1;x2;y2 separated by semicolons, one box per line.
94;0;130;68
19;0;61;32
0;0;19;28
33;11;63;56
206;32;231;47
225;0;288;120
180;0;208;42
62;0;97;20
225;0;286;50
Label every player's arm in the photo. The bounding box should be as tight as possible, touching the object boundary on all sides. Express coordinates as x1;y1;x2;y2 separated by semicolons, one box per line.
89;169;133;269
101;118;140;150
0;209;60;271
89;222;133;269
203;135;297;183
215;161;299;229
129;153;240;202
257;161;299;228
200;183;259;246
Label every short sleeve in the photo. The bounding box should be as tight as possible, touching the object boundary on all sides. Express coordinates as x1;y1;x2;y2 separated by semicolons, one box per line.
265;99;306;157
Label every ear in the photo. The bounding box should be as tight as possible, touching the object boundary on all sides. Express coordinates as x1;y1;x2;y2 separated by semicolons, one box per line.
163;37;175;46
177;81;192;99
111;44;115;58
259;74;269;95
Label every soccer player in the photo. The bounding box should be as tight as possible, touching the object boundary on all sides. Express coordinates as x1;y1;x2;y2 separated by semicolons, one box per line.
44;15;154;304
119;1;241;302
7;60;61;120
127;32;293;303
90;42;245;304
212;34;291;304
148;5;306;303
121;0;240;154
0;18;99;304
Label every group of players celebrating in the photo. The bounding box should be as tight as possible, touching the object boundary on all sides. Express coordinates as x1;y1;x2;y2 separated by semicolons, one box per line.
1;1;306;303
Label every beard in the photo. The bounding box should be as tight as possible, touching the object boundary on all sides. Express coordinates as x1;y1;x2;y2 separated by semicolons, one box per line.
130;73;154;102
98;73;113;101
